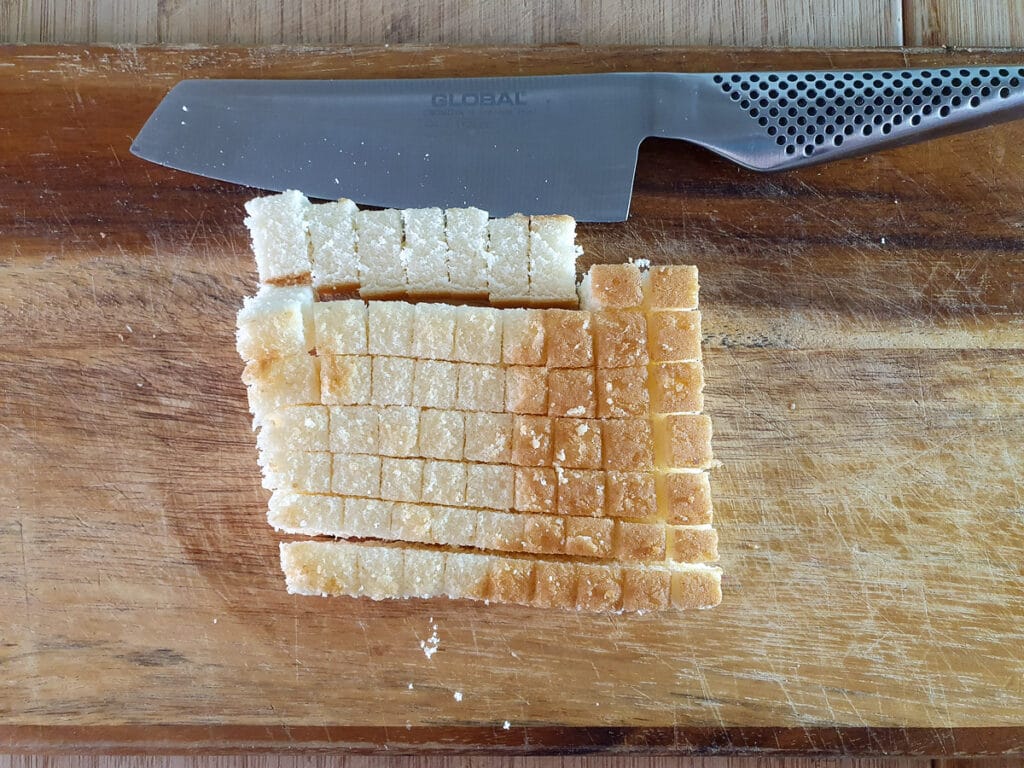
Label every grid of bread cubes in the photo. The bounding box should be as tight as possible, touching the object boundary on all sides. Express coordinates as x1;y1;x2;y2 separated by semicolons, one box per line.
238;192;719;612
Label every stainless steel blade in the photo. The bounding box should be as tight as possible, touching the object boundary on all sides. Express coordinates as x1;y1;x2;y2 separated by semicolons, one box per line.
131;68;1024;222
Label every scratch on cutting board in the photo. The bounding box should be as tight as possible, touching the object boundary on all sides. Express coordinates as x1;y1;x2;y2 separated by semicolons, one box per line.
19;520;30;623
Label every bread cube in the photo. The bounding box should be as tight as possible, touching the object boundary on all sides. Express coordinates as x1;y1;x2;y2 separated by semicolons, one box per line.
593;310;648;368
505;366;548;415
236;285;314;361
654;414;713;469
456;363;505;412
511;415;553;466
463;412;513;464
412;303;457;360
605;471;657;519
659;472;713;525
643;265;699;310
445;207;489;295
453;306;502;364
553;418;602;469
602;419;654;470
417;409;465;461
513;467;556;513
402;207;451;295
367;300;414;357
532;561;578;610
243;355;321;422
380;457;424;502
579;263;643;310
522;515;565;554
564;517;614;557
501;309;546;365
390;503;434;543
377;406;420;457
403;548;447;598
670;567;722;609
356;208;406;297
614;521;667;562
548;368;595;418
357;545;405;600
257;405;329;456
621;567;671;612
476;511;525;553
487;557;534;604
344;497;393;538
313;299;367;356
528;215;579;304
668;526;719;563
596;367;650;418
543;309;593;368
647;310;701;362
329;405;379;454
371;356;414;406
556;468;605;517
307;198;359;290
444;551;493;600
421;460;467;506
650;361;704;414
486;213;530;304
412;359;458;408
280;541;360;596
261;451;332;494
430;506;478;548
243;190;312;283
465;464;514;510
267;489;344;535
576;563;622;612
331;454;381;497
319;355;370;406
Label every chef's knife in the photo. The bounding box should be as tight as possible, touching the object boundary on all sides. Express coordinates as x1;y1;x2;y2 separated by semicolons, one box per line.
131;67;1024;222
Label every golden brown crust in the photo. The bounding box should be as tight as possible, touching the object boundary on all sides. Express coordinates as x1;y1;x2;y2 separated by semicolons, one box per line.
647;310;701;362
644;265;699;310
660;472;714;525
593;310;649;368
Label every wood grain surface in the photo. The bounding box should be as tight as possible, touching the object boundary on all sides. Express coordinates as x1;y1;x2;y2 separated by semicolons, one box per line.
1;45;1023;754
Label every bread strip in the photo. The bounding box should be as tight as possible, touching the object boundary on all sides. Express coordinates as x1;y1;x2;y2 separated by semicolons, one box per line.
402;208;452;295
445;207;489;296
244;190;312;284
307;199;359;291
528;215;580;306
355;209;405;297
486;214;531;304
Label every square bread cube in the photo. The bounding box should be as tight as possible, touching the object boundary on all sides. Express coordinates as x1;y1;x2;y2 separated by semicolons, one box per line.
579;263;643;310
307;198;359;290
331;454;381;498
465;464;514;510
614;521;667;562
528;215;579;304
487;214;531;304
596;367;649;418
487;558;534;604
655;414;714;469
417;409;465;460
453;306;502;364
670;567;722;609
445;207;489;295
564;517;614;558
544;309;593;368
390;502;434;543
403;548;447;598
463;412;513;464
511;415;553;466
501;309;546;366
444;552;495;600
344;497;393;538
553;418;602;469
505;366;548;415
356;208;406;297
313;300;367;356
668;526;719;563
556;468;605;517
605;471;657;519
548;369;596;418
412;359;458;409
243;355;321;422
647;310;702;362
456;363;505;412
403;207;451;295
659;472;713;525
621;567;671;612
257;405;329;455
243;190;312;283
476;511;525;553
357;546;405;600
236;285;314;361
644;265;699;310
281;541;360;596
267;489;344;535
532;561;578;610
650;361;704;414
421;460;467;506
319;355;370;406
522;515;565;554
380;457;424;502
602;419;654;470
430;505;478;548
371;356;414;406
261;451;332;494
513;467;556;513
377;406;420;457
412;303;457;360
367;301;415;357
593;310;649;368
576;563;622;612
329;405;379;454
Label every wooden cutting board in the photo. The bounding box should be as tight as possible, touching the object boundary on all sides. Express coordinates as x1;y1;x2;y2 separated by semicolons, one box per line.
1;45;1022;755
